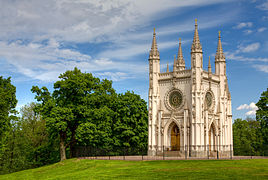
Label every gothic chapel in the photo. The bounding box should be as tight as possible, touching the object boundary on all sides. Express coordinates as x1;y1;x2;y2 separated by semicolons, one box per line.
148;20;233;157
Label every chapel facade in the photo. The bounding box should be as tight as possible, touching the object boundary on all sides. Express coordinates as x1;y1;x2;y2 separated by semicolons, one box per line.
148;20;233;157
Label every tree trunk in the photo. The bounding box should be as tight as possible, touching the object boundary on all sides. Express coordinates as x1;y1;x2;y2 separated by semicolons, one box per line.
60;133;66;161
69;129;77;158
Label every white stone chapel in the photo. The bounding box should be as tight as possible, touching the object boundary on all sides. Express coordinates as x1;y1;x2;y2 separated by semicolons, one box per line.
148;20;233;157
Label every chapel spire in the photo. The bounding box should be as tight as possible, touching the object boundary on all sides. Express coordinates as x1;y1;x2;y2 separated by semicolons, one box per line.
191;19;202;53
177;38;184;61
149;28;160;59
177;38;186;70
215;31;225;61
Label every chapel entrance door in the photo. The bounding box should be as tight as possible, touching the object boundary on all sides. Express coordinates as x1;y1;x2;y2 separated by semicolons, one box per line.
209;124;216;152
171;124;180;151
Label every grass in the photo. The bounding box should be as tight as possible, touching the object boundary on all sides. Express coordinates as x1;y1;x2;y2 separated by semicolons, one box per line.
1;159;268;179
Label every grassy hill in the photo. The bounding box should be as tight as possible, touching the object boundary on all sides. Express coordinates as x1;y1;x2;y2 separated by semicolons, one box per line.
1;159;268;179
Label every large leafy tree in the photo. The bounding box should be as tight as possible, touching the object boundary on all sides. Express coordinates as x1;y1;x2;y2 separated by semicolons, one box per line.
256;88;268;146
75;91;148;153
32;68;115;161
0;76;17;137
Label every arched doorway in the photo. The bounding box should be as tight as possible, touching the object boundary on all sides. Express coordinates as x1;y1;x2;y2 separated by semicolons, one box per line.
209;123;216;152
171;124;180;151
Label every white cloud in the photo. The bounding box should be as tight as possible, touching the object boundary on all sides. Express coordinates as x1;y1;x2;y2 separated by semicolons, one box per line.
226;52;268;62
234;22;253;29
258;27;267;32
257;0;268;10
95;72;131;82
238;42;260;53
0;0;233;43
0;40;145;82
253;65;268;73
262;16;268;20
0;0;237;83
245;110;257;116
237;102;258;116
243;29;253;35
98;40;182;59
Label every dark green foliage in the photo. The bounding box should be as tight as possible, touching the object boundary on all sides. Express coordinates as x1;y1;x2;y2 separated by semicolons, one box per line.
0;103;59;174
233;88;268;156
0;76;17;137
0;76;18;174
112;91;148;149
256;88;268;146
233;118;263;156
31;68;148;161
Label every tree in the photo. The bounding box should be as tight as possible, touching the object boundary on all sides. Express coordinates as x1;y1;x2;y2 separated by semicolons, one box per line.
19;103;59;167
233;118;263;156
112;91;148;150
75;91;148;154
0;76;17;137
32;68;115;161
256;88;268;146
0;103;59;174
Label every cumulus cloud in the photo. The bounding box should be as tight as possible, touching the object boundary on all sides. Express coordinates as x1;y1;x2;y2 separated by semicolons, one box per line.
237;102;258;116
0;40;145;82
0;0;237;83
243;29;253;35
226;52;268;62
0;0;233;43
258;27;267;32
237;42;260;53
234;22;253;29
253;65;268;73
257;0;268;10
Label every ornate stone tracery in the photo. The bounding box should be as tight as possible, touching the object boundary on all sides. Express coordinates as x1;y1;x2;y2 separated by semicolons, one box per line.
148;20;232;157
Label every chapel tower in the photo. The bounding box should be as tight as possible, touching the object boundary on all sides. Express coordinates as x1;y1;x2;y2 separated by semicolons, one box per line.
148;20;233;157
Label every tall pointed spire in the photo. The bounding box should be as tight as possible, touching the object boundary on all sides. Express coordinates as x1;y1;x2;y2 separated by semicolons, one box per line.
215;31;225;61
177;38;184;61
166;63;169;72
149;28;160;59
191;19;202;53
177;38;185;70
208;56;212;73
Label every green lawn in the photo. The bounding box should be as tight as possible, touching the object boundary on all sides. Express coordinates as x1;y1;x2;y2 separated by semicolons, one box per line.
1;159;268;179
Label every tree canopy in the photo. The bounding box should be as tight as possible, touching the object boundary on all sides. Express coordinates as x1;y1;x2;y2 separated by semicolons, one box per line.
256;88;268;146
0;76;17;137
233;118;263;156
32;68;148;161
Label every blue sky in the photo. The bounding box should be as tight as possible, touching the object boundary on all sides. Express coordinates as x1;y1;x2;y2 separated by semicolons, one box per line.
0;0;267;120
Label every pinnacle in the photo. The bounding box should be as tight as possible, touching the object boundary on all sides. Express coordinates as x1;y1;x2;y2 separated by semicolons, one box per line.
215;30;225;61
149;28;160;58
191;19;202;53
177;38;184;61
177;38;185;69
